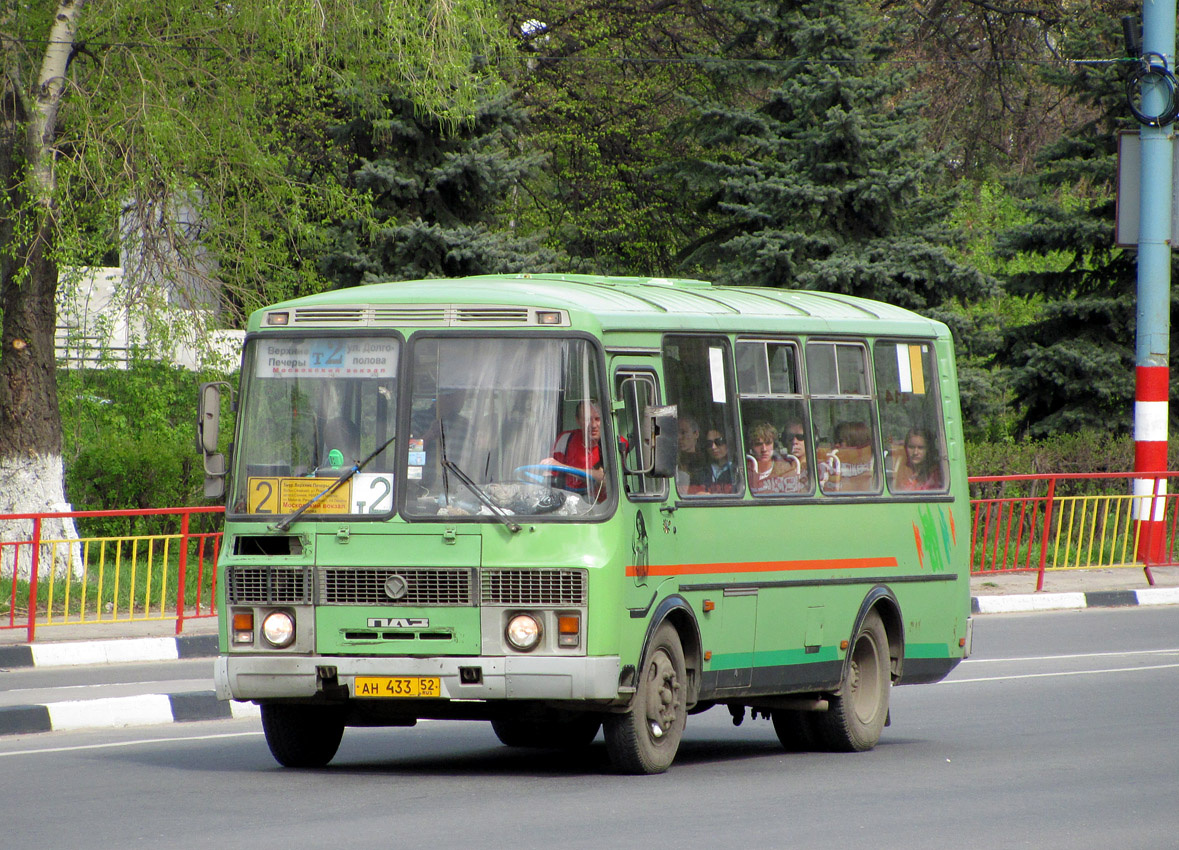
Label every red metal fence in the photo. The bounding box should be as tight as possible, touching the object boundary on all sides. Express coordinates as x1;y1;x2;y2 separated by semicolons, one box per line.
2;472;1175;641
0;506;223;641
969;472;1177;591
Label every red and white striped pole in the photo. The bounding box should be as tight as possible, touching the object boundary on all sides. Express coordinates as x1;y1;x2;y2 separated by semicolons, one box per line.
1134;366;1169;562
1132;2;1174;565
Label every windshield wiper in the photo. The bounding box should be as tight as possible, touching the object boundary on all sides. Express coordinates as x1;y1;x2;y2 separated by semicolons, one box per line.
440;458;521;533
270;434;397;532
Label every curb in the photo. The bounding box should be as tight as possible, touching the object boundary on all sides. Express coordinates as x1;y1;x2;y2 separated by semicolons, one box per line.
972;586;1179;615
0;691;259;737
0;633;218;670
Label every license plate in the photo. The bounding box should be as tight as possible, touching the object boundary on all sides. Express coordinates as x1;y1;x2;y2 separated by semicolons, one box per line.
353;676;441;698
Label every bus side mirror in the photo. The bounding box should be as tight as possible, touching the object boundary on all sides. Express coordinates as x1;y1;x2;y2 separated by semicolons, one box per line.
197;381;232;498
647;405;678;478
197;383;222;454
204;453;226;498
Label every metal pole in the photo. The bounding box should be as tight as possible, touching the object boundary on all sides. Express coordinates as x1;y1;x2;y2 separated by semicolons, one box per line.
1134;1;1175;562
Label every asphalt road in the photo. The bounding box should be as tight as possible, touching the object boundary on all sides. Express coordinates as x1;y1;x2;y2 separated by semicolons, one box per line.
1;607;1176;850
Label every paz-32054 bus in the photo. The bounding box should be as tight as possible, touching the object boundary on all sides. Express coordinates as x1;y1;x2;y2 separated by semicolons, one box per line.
198;274;972;774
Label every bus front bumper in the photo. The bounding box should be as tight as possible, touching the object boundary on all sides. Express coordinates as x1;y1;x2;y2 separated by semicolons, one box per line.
214;654;623;702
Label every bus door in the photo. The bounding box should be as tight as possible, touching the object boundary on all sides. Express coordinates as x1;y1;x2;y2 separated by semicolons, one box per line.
613;366;671;611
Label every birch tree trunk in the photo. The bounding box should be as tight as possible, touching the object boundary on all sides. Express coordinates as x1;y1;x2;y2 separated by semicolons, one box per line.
0;1;88;578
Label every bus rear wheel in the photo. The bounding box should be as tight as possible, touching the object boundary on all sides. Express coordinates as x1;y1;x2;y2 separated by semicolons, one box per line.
812;610;891;752
604;622;687;774
491;712;602;749
260;703;345;768
771;709;819;751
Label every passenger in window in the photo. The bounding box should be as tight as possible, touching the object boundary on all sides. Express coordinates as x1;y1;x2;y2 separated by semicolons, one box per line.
543;401;606;500
893;427;943;491
783;420;807;471
829;421;875;492
690;427;736;493
746;421;807;495
676;415;704;490
746;421;790;490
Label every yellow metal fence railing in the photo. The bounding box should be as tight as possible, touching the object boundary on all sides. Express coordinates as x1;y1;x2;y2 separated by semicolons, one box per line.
1;507;222;641
969;473;1177;591
3;475;1177;641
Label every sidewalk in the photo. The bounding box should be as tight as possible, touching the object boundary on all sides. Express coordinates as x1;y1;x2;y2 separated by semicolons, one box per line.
2;569;1177;739
969;565;1179;614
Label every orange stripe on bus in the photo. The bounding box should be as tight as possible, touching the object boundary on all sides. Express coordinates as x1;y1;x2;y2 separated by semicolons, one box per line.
625;556;898;577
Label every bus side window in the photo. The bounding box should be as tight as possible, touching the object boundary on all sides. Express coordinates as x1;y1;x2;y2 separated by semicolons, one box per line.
874;341;948;493
806;341;882;495
615;369;667;500
663;335;743;497
736;339;813;497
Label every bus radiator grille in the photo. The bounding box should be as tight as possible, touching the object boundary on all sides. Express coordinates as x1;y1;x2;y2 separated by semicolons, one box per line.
318;567;476;606
226;566;313;605
480;569;587;606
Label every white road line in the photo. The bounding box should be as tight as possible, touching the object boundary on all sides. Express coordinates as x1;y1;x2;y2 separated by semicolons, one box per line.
0;731;263;759
963;649;1179;664
943;662;1179;684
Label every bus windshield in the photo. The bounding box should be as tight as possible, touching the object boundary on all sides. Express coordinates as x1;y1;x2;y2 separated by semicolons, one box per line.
232;336;401;519
404;336;611;521
231;334;610;522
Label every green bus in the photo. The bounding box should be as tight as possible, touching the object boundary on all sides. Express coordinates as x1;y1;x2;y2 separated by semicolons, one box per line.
198;274;972;774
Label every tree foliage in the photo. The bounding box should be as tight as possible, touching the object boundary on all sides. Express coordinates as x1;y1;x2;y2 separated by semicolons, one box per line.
317;91;558;285
669;0;994;311
994;2;1179;437
0;0;512;519
503;0;724;273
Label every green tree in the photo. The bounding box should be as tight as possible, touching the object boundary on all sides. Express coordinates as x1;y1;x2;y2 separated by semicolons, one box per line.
1;1;509;562
318;91;557;285
994;3;1179;437
503;0;722;273
671;0;993;312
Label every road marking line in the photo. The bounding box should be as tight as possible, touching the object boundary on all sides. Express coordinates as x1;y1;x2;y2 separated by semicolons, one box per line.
0;731;263;758
963;649;1179;664
943;662;1179;684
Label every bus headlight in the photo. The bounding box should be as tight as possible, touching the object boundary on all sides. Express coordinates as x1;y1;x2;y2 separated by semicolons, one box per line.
505;613;542;651
261;610;296;648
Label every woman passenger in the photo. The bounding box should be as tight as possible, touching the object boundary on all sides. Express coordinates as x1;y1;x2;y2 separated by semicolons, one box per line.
894;427;943;491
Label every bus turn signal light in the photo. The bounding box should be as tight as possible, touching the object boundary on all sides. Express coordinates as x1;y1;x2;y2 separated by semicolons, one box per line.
558;615;580;647
232;611;254;645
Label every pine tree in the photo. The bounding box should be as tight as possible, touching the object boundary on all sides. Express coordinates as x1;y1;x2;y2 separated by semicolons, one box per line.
671;0;992;311
994;6;1179;437
317;92;559;285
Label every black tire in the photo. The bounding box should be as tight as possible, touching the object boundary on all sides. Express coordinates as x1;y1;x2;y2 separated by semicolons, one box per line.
491;712;602;749
771;709;819;752
604;622;688;774
260;703;346;768
812;610;891;752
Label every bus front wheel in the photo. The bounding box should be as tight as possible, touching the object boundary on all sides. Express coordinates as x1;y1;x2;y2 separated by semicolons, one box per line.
604;622;687;774
260;703;345;768
812;610;891;752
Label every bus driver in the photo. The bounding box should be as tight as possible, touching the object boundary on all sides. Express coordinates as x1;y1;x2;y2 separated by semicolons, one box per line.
542;401;606;500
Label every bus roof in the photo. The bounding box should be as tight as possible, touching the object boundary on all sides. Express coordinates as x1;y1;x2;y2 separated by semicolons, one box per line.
251;274;948;338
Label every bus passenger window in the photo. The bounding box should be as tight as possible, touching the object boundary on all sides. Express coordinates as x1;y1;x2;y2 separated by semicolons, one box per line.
874;341;948;492
663;336;742;497
736;340;812;496
806;341;882;495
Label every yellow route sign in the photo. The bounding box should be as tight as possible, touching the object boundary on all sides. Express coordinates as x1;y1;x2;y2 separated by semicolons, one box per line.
247;477;352;515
